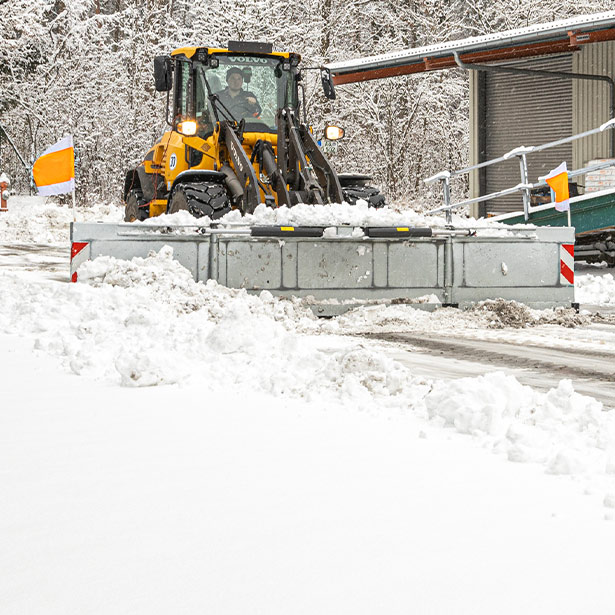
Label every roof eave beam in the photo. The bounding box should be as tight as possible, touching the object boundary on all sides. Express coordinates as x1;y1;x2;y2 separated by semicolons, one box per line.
331;27;615;86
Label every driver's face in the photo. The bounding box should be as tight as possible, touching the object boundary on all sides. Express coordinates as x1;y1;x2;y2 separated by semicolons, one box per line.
227;73;243;93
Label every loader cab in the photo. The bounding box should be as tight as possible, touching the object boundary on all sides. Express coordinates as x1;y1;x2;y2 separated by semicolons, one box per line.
169;45;301;138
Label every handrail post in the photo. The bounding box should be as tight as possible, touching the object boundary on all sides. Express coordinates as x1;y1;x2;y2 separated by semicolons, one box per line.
442;176;452;224
444;235;453;304
424;171;453;221
518;153;531;222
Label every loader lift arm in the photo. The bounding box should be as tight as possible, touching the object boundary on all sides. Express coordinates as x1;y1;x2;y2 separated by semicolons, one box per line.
222;120;261;213
275;108;343;206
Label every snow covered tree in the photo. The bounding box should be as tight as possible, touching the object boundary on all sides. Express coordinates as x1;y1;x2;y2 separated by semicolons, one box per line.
2;0;614;205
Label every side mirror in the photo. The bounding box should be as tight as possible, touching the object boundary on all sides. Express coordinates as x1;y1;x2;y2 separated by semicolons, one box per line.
324;125;345;140
154;56;173;92
320;68;336;100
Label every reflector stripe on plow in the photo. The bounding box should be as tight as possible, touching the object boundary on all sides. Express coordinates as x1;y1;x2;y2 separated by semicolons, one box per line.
560;243;574;285
70;241;89;283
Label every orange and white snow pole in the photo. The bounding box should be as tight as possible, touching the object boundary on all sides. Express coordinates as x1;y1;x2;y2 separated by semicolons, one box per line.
32;135;76;220
0;172;9;213
545;162;572;226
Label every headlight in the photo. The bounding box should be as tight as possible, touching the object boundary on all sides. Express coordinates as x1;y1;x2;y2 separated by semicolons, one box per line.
1;190;9;201
177;120;197;136
324;125;345;141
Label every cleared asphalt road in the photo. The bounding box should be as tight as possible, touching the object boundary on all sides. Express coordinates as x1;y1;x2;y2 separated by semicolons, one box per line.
366;329;615;410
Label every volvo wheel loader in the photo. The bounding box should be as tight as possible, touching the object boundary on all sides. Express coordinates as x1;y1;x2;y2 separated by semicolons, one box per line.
123;41;384;222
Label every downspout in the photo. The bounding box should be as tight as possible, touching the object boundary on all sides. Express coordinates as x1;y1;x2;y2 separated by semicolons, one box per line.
453;50;615;157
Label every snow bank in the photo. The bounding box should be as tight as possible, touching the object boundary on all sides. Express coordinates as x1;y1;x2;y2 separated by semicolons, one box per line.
0;195;122;244
2;246;615;506
423;372;614;479
223;201;533;234
224;201;441;228
130;200;522;235
576;272;615;305
0;193;527;251
0;247;417;408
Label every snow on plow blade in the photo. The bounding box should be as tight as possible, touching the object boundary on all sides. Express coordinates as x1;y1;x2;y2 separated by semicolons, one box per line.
70;222;575;316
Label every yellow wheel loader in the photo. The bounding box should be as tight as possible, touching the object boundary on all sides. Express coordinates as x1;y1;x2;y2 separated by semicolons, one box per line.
123;41;384;222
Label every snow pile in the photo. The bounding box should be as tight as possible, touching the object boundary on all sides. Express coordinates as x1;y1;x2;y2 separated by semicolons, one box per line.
0;247;421;405
423;372;614;474
469;299;590;328
322;298;588;336
225;201;438;228
78;246;318;324
129;209;212;229
227;202;530;232
576;272;615;305
224;202;531;236
471;299;548;328
132;201;522;235
324;302;486;334
0;195;122;244
136;201;440;229
3;247;615;499
0;193;528;248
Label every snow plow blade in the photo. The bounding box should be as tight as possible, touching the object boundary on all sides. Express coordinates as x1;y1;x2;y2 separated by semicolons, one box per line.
70;222;575;316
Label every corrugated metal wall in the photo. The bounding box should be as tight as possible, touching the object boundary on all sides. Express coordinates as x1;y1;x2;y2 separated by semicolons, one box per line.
572;40;615;169
484;54;573;214
469;70;480;211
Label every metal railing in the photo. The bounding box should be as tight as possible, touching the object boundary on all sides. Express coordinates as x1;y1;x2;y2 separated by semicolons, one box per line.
425;118;615;223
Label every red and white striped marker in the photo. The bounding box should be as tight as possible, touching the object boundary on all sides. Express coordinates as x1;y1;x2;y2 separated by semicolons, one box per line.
560;243;574;285
70;241;89;282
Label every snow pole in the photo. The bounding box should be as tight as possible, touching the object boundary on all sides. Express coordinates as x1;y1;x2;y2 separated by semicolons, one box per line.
545;162;571;226
31;135;76;217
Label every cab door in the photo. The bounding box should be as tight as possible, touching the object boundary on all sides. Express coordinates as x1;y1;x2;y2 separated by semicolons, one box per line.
161;58;194;189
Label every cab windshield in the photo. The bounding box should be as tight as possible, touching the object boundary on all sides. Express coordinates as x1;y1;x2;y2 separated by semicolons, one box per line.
195;54;297;135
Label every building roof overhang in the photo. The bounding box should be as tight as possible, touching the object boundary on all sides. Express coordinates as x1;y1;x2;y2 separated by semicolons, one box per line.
324;11;615;85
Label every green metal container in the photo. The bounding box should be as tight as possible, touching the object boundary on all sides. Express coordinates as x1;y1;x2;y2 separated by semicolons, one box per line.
493;188;615;234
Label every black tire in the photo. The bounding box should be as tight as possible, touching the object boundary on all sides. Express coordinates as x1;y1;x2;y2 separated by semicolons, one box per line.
342;185;386;208
167;182;232;220
124;190;148;222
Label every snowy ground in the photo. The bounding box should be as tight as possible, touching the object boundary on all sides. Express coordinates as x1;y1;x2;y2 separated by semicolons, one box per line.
2;196;615;614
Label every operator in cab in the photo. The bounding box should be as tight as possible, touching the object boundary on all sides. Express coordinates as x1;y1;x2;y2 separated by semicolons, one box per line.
216;67;262;120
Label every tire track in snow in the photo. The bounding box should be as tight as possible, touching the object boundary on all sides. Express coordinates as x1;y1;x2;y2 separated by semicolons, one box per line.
362;331;615;409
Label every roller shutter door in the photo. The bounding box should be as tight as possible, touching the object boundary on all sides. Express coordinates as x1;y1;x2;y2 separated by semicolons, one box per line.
484;54;573;214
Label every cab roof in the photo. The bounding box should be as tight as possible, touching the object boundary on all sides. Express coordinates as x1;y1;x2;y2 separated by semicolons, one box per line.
171;46;293;60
